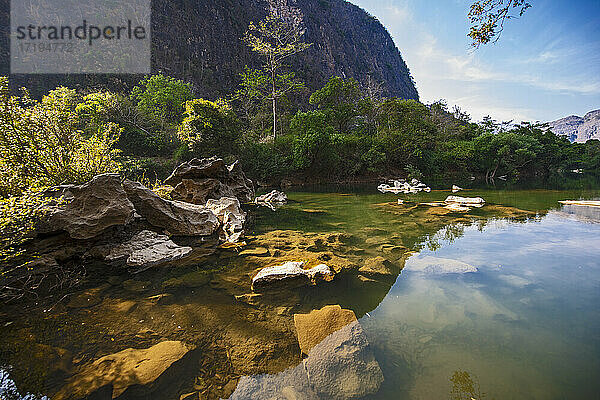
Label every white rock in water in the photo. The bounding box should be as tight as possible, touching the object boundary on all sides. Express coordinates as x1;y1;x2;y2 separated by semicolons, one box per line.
252;261;333;290
452;185;462;192
444;195;485;206
255;190;288;204
424;187;431;192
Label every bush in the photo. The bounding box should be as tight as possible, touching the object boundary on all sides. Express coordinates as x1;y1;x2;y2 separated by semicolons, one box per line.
290;111;337;174
0;78;121;196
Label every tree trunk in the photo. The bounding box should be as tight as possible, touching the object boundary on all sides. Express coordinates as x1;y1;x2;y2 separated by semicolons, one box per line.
271;68;277;141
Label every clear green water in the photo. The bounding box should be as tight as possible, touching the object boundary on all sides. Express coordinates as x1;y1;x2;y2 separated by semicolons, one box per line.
254;187;600;399
1;186;599;399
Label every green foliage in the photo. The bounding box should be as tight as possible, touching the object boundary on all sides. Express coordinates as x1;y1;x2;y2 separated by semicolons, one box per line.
309;76;361;134
0;193;53;262
131;73;193;126
0;77;121;196
178;98;240;157
290;111;338;173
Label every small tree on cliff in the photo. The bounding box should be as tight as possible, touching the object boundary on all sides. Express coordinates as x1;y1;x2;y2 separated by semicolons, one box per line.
243;6;311;140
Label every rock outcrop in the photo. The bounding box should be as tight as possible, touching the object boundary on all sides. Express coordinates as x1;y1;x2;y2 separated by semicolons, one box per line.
3;0;419;103
206;197;246;243
15;158;255;284
123;180;220;236
43;174;135;239
105;230;193;273
165;157;255;204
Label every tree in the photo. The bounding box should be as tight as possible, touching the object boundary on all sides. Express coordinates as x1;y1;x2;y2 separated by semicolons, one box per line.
309;76;361;134
244;6;312;139
177;98;240;157
130;73;193;127
468;0;531;47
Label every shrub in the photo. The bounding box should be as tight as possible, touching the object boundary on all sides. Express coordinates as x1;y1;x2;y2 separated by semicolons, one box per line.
0;78;121;196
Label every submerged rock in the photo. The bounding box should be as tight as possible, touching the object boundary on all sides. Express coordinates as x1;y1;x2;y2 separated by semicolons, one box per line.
444;195;485;207
43;174;135;239
54;341;192;399
293;305;358;355
358;256;398;280
105;230;193;273
229;306;383;400
123;180;220;236
251;261;333;291
406;255;478;274
304;320;384;400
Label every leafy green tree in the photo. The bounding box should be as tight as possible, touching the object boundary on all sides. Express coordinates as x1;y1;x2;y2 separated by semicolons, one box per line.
309;76;361;134
130;73;193;127
474;131;540;181
244;8;312;139
0;78;121;196
290;110;337;173
178;98;240;157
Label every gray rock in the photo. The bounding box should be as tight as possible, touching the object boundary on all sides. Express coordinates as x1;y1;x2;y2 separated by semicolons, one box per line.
206;197;246;243
304;321;384;400
106;230;193;273
123;180;219;236
228;320;383;400
165;157;255;204
44;174;135;239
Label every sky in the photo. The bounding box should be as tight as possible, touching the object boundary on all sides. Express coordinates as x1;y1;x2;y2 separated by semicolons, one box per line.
348;0;600;123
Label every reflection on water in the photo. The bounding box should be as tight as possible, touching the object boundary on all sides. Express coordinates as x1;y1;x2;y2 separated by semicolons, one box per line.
0;187;599;399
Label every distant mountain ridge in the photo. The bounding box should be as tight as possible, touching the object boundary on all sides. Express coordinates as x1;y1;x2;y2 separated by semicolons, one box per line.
548;110;600;143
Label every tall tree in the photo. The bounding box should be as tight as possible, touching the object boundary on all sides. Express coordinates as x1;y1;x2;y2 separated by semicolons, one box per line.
244;5;311;139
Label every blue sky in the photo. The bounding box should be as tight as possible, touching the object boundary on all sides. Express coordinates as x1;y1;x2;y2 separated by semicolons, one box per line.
348;0;600;122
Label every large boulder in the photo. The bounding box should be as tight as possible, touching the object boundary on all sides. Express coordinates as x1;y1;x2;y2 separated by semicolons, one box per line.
165;157;255;204
44;174;135;239
54;341;192;399
304;320;384;400
104;230;193;273
123;180;219;236
229;306;383;400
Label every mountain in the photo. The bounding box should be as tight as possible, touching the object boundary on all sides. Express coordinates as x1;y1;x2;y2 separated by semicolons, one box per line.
0;0;419;100
548;110;600;143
